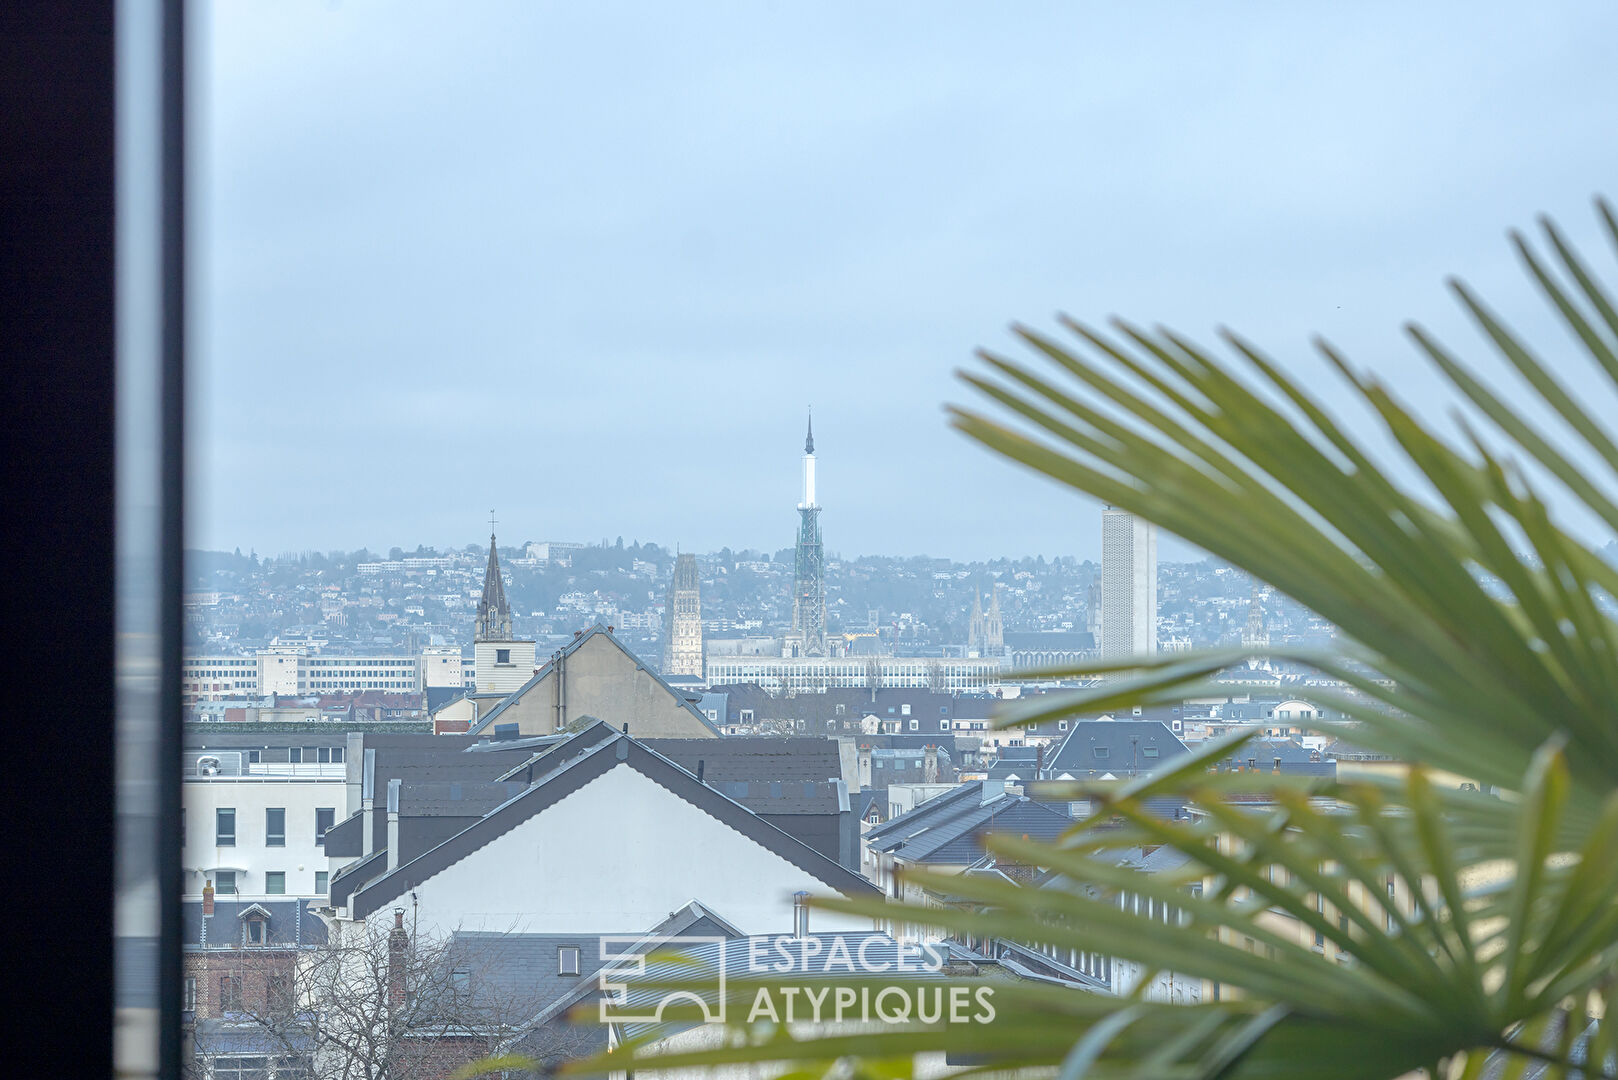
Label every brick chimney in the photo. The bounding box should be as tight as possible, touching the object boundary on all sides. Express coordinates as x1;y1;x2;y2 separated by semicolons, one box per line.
387;908;408;1007
922;745;939;784
202;879;215;916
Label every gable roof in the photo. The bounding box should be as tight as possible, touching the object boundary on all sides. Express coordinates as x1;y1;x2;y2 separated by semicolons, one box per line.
347;723;878;918
870;794;1072;864
1042;721;1190;780
466;624;719;737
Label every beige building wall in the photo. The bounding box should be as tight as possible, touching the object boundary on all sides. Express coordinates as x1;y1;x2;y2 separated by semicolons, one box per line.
482;631;716;739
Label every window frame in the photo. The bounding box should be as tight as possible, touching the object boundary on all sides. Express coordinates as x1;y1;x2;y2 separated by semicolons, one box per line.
216;807;236;847
265;807;286;847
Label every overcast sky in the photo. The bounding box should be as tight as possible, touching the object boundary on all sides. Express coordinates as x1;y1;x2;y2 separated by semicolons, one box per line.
190;1;1618;562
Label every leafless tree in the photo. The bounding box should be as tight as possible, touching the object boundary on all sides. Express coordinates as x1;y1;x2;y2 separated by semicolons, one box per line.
189;914;598;1080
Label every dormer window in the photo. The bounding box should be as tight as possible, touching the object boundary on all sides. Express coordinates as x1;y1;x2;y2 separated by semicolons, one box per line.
239;903;273;946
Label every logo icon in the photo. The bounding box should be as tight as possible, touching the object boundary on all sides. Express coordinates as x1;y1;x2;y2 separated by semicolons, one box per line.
598;936;728;1025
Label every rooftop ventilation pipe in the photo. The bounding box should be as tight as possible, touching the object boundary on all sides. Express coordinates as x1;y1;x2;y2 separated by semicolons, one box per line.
386;778;401;872
361;748;377;857
793;890;810;937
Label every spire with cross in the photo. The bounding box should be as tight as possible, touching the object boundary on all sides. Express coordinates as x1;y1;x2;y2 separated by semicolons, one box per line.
475;512;512;642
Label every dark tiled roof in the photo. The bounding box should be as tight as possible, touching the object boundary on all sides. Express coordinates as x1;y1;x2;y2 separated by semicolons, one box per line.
643;737;842;784
183;899;327;950
1042;721;1190;780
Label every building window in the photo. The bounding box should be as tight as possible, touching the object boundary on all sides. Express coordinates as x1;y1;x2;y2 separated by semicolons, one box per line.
315;871;328;894
266;808;286;847
288;747;302;764
268;973;293;1013
909;719;918;730
247;749;261;763
940;720;950;731
215;870;237;895
740;709;754;722
220;976;242;1012
216;808;236;846
246;919;266;945
450;970;471;1003
559;946;580;976
330;746;344;763
315;808;335;845
1143;746;1160;758
496;648;511;664
266;872;286;895
183;976;197;1013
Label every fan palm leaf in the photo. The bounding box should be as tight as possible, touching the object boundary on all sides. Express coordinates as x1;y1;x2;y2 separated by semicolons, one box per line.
542;204;1618;1080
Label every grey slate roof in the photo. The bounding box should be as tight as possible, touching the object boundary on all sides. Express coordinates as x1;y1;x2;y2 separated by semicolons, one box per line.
466;623;719;737
346;722;880;919
1217;737;1337;778
643;736;842;783
865;781;1072;865
1042;721;1190;780
478;900;745;1045
183;899;327;950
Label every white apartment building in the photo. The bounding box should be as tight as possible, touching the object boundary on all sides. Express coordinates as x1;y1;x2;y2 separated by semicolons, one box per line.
705;655;1000;693
182;650;456;703
182;747;351;902
1100;505;1158;660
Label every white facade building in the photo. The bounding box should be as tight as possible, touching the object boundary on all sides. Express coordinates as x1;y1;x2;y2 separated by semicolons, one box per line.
1099;506;1158;660
182;650;453;703
182;751;350;902
705;655;1000;693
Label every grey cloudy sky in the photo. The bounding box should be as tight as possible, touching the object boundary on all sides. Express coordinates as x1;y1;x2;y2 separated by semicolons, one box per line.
191;1;1618;562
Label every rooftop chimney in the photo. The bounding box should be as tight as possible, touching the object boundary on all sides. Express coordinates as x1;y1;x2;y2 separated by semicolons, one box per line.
696;760;706;783
202;879;215;917
386;778;402;872
361;748;377;858
793;890;810;937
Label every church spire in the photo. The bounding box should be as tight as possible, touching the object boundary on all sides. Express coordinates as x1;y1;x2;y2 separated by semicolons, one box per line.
475;516;513;642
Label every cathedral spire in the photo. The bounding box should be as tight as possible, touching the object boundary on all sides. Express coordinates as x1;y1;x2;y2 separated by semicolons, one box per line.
475;519;513;642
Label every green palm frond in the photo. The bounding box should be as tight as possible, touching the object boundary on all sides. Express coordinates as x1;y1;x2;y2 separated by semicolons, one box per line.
541;203;1618;1080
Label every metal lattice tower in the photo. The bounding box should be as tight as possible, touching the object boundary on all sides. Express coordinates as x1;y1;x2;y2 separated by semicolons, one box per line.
790;411;827;656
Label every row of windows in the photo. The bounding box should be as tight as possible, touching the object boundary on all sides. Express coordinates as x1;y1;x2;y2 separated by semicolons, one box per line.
201;807;336;848
240;747;345;764
210;869;328;897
